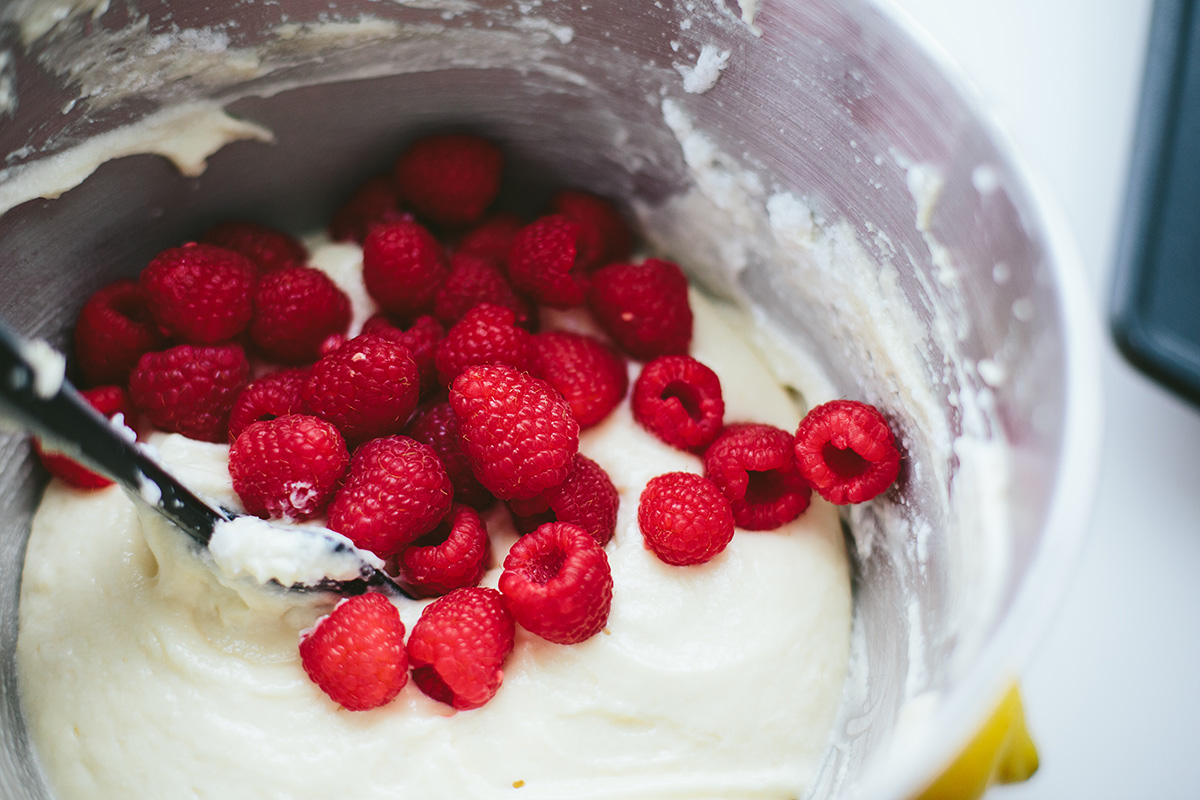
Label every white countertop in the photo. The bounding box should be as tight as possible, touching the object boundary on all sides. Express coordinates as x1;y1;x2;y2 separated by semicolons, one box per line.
886;1;1200;797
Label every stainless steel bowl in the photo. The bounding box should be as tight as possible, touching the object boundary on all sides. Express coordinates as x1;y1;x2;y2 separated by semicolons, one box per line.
0;1;1102;797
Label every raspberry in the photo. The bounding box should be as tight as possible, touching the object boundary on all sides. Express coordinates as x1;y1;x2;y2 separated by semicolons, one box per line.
361;218;448;320
404;401;494;509
455;213;524;264
329;176;407;244
229;414;349;521
506;215;589;308
227;367;308;441
129;343;249;442
34;386;129;489
637;472;735;566
529;330;627;429
588;258;693;361
703;423;812;530
299;593;408;712
201;221;307;275
248;266;352;365
793;399;901;504
139;243;256;345
361;313;445;395
549;190;634;269
435;303;532;387
397;505;490;598
407;586;515;710
72;279;168;386
631;355;724;451
326;435;453;559
449;364;579;500
394;133;503;227
433;252;533;328
498;522;612;645
508;454;619;546
300;334;419;445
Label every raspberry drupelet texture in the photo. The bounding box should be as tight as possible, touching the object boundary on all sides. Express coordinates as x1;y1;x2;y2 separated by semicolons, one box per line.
499;521;613;645
248;266;352;365
139;243;257;345
229;414;349;522
34;386;129;489
506;214;589;309
326;435;453;559
329;176;407;244
455;213;524;264
73;279;167;387
703;423;813;530
394;134;504;228
794;399;901;504
361;218;448;320
529;330;628;430
638;471;736;566
407;586;515;710
435;303;532;387
299;593;408;712
360;313;445;396
128;343;249;443
632;355;725;452
201;221;308;275
434;252;533;329
227;368;308;442
508;454;619;547
398;505;490;598
404;400;494;509
549;190;634;269
449;364;579;500
588;258;693;361
300;334;419;445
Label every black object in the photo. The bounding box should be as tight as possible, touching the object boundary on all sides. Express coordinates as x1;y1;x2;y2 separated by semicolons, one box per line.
1112;0;1200;406
0;324;408;598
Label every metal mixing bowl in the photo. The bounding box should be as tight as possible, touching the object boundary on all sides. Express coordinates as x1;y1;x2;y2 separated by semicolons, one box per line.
0;1;1102;797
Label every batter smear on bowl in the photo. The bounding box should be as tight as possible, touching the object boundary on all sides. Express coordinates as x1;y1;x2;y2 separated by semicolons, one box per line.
17;133;897;799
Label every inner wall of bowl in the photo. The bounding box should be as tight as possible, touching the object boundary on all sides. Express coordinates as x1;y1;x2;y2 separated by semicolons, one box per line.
0;1;1068;797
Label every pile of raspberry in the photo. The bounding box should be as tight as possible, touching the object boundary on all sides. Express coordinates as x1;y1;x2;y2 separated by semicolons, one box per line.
53;132;901;713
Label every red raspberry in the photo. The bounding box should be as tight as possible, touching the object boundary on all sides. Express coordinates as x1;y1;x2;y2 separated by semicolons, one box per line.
361;218;448;320
508;454;618;546
34;386;129;489
299;593;408;712
128;343;249;442
398;505;490;597
394;134;503;227
326;435;453;559
588;259;693;361
435;303;532;387
529;330;627;429
631;355;724;451
73;279;168;386
703;423;812;530
248;266;352;365
361;313;445;396
229;414;349;521
434;252;533;328
637;471;735;566
227;367;308;441
549;190;634;269
449;364;579;500
301;334;419;445
404;401;494;509
329;176;407;244
793;399;901;504
455;213;524;264
407;586;515;710
201;221;307;275
139;243;256;345
506;215;589;308
498;522;612;645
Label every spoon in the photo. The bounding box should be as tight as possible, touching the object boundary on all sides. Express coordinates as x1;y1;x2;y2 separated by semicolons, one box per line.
0;324;410;599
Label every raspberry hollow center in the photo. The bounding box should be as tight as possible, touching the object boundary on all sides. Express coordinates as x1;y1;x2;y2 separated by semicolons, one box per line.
660;380;703;421
822;443;870;478
525;547;567;585
745;469;790;504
